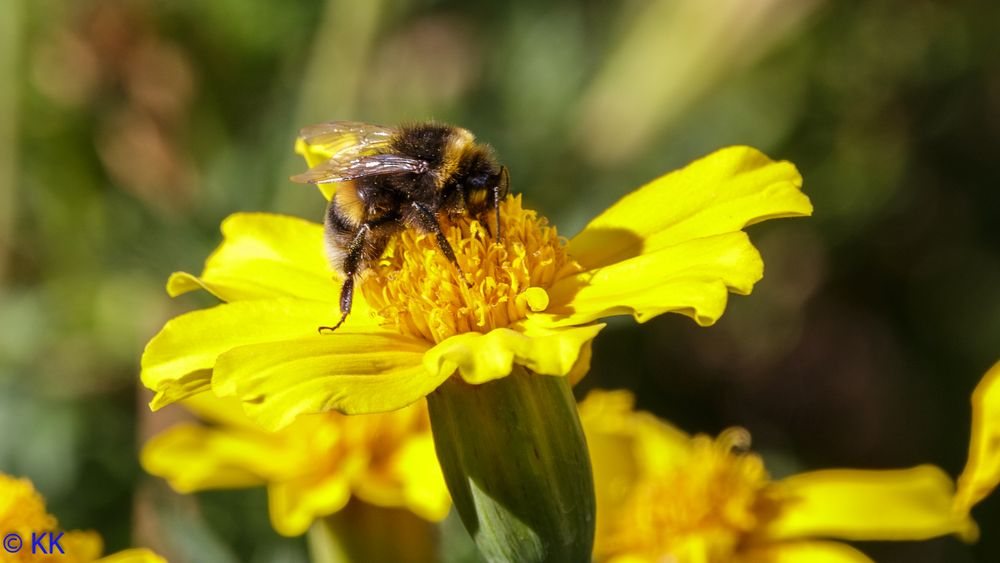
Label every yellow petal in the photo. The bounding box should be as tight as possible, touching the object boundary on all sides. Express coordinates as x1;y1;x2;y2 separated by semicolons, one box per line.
166;212;339;303
295;136;333;168
566;336;594;386
955;358;1000;514
579;390;693;473
738;540;873;563
605;555;653;563
579;389;695;556
295;137;337;201
59;530;103;562
570;145;811;269
96;549;168;563
141;298;348;409
762;465;975;541
140;423;293;492
0;473;57;531
422;322;605;385
180;393;262;432
580;392;647;548
353;433;452;522
538;232;762;327
269;473;353;536
397;435;452;521
211;333;437;430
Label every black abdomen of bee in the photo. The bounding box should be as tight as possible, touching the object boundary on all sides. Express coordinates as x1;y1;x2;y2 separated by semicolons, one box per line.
325;176;406;277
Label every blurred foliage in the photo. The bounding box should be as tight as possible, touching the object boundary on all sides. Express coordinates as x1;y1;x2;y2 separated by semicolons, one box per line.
1;0;998;561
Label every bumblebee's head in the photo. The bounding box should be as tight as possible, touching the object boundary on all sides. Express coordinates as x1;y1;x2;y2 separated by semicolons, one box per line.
459;149;507;214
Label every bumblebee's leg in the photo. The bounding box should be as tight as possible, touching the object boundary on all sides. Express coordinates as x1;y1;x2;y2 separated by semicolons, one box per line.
317;278;355;334
319;214;397;334
319;225;368;334
410;202;471;286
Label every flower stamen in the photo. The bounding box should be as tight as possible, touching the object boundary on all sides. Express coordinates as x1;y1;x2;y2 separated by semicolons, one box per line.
361;195;579;343
599;428;771;562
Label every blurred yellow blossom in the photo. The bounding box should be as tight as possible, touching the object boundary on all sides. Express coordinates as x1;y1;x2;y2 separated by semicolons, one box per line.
955;359;1000;517
0;473;163;563
579;381;997;563
141;393;449;536
141;145;811;429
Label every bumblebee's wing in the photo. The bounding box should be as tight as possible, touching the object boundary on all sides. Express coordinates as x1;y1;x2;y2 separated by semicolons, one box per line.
292;120;428;184
297;121;397;158
291;153;429;184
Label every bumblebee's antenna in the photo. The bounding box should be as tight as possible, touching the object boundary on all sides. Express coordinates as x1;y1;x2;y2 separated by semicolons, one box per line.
494;166;509;245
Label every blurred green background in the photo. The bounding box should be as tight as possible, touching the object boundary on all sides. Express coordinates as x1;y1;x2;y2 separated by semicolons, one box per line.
1;0;998;561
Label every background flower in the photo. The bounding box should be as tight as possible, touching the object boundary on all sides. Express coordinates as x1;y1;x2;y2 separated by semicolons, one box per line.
955;359;1000;518
0;473;163;563
141;394;449;537
580;365;1000;563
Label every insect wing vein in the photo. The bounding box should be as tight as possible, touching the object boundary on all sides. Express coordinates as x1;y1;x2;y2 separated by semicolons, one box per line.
292;153;428;184
298;121;396;159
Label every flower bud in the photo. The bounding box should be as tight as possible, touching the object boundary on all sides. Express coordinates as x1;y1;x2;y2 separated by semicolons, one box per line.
427;367;595;562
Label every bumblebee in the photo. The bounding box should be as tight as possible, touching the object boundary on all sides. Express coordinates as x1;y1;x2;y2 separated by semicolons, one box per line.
290;121;510;332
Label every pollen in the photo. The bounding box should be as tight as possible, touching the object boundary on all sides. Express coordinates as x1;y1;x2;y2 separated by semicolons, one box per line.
600;428;772;562
360;195;579;343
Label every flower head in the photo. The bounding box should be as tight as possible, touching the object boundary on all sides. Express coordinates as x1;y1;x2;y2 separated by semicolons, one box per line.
363;195;574;343
601;426;768;560
141;394;449;536
141;144;811;429
0;473;162;563
579;382;1000;563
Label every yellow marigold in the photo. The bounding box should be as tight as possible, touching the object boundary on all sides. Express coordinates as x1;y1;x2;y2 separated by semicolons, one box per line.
955;359;1000;515
580;360;1000;563
0;473;163;563
140;145;811;429
140;393;449;536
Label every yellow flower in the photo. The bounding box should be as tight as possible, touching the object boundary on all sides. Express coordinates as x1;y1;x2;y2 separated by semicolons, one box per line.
0;473;163;563
955;359;1000;518
141;145;811;429
140;393;449;536
580;367;1000;563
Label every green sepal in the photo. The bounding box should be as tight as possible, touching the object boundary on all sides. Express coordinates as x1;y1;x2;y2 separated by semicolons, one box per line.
427;366;595;562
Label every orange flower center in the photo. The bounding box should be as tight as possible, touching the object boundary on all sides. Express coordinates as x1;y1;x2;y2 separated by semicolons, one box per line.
360;195;579;342
0;473;104;562
600;429;772;562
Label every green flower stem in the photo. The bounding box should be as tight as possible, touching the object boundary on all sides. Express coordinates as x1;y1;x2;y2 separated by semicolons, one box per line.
307;501;437;563
427;366;595;562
